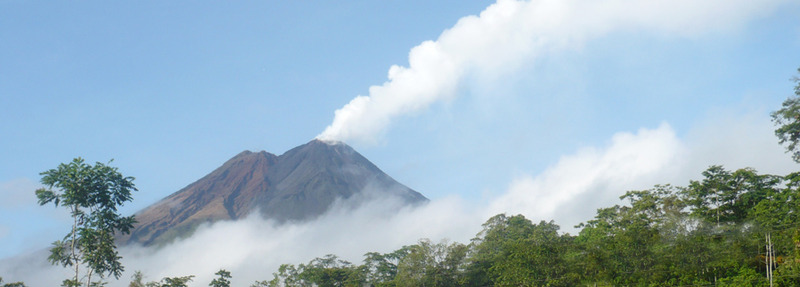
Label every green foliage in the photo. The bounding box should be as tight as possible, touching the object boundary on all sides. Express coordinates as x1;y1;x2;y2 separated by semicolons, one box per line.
774;259;800;286
394;239;468;287
465;214;535;286
771;67;800;162
145;275;194;287
466;215;577;286
129;271;145;287
684;166;778;226
36;158;137;287
718;267;769;286
252;164;799;286
578;202;661;285
363;249;406;285
574;168;791;286
0;277;27;287
261;255;365;287
300;254;365;287
489;220;577;286
209;269;231;287
254;162;800;286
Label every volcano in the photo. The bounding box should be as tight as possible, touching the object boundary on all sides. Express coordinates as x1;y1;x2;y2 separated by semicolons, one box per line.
119;140;427;246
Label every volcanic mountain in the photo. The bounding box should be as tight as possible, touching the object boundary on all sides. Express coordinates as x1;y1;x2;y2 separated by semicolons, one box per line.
118;139;427;246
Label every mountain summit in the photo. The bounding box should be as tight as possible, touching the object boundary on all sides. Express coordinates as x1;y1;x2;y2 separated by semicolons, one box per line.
119;140;427;246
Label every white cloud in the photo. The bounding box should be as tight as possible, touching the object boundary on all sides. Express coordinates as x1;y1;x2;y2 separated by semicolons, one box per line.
486;123;684;230
485;109;798;232
317;0;790;144
0;195;484;286
101;196;481;286
683;109;797;176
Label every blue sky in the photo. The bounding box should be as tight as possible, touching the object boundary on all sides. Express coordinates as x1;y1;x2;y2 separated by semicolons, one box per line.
2;0;800;275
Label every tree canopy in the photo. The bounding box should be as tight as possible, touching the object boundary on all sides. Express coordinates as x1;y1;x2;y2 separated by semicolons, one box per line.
253;164;800;286
36;158;137;287
771;68;800;162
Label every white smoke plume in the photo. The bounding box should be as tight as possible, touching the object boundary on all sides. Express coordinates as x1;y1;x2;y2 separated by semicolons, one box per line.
316;0;788;144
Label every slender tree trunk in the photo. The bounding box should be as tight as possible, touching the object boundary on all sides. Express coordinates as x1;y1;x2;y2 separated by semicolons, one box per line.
766;233;774;287
86;268;93;287
72;204;79;286
769;233;774;287
715;195;720;227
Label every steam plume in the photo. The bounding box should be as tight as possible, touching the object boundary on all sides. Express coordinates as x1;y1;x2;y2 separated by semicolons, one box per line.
317;0;787;144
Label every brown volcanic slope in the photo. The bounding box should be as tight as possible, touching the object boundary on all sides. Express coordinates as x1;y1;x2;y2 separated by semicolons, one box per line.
119;140;427;246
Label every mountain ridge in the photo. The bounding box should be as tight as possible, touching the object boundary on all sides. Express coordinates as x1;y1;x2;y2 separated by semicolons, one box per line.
119;140;427;246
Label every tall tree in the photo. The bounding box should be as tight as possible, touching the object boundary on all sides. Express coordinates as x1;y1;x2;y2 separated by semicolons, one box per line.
394;239;467;287
771;67;800;162
683;166;779;226
146;276;194;287
466;214;534;286
35;158;137;287
489;220;577;286
129;271;146;287
363;247;410;286
300;254;365;287
209;270;231;287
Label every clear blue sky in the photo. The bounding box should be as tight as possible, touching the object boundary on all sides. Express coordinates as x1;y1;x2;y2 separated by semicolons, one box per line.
2;0;800;261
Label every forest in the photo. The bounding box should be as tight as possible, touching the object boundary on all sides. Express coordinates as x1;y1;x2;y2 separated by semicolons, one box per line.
246;166;800;286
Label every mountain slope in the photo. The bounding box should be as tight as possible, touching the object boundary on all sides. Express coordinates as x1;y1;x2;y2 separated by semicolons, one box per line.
120;140;427;246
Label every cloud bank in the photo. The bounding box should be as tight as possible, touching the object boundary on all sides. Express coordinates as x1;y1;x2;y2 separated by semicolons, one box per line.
488;111;797;232
487;123;684;228
317;0;789;144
